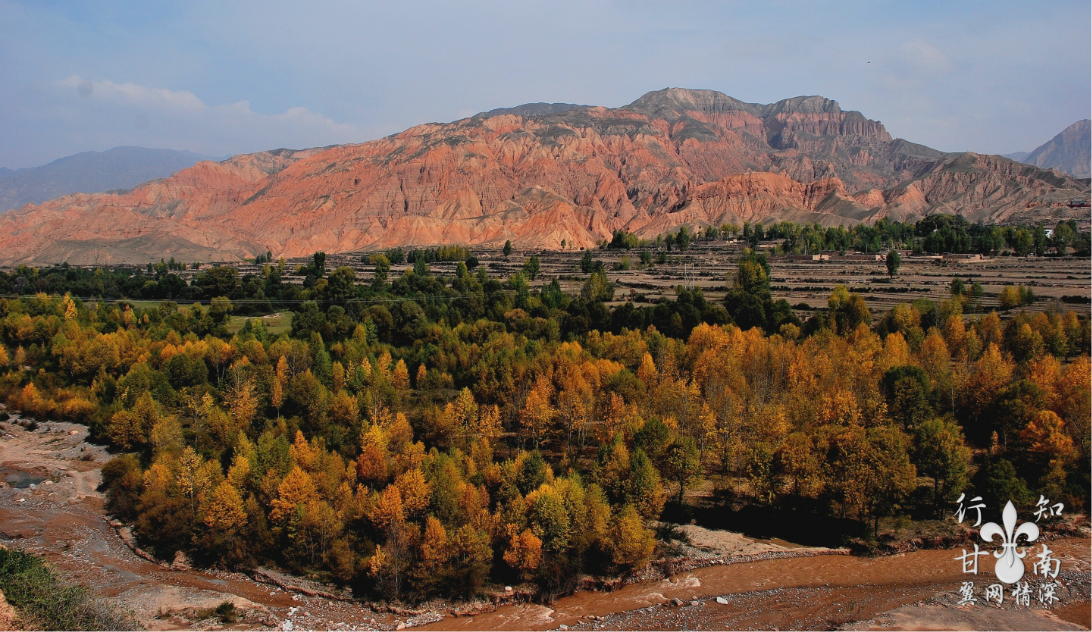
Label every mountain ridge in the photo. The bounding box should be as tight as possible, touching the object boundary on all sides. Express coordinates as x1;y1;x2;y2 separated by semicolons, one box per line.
1021;119;1090;178
0;146;215;212
0;88;1086;265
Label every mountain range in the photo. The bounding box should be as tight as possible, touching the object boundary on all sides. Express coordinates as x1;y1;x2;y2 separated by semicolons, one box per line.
1006;119;1090;179
0;88;1087;265
0;147;214;212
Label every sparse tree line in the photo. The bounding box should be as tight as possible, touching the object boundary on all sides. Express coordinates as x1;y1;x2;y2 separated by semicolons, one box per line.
605;214;1090;257
0;243;1086;604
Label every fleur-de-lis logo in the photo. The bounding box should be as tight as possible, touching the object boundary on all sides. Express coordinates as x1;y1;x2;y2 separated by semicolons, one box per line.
980;500;1039;584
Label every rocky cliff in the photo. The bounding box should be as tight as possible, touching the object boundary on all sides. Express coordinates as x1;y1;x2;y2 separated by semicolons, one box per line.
0;88;1086;264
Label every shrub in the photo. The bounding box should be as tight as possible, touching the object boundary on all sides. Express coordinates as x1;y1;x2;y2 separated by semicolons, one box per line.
0;546;139;630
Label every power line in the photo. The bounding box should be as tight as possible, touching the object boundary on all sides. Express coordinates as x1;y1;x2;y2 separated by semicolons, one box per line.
0;293;493;306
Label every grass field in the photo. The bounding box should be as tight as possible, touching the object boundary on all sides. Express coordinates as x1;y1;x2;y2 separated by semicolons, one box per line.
227;312;292;336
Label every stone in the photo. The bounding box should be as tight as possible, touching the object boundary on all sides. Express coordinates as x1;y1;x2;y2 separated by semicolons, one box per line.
716;596;729;605
171;550;192;571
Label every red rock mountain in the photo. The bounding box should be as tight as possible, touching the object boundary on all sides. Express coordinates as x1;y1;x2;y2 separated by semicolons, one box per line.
1;88;1087;264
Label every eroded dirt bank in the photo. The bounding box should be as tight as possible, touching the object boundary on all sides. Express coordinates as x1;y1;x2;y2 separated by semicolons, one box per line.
2;418;1089;631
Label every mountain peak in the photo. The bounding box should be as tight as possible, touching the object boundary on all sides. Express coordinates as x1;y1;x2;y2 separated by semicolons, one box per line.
623;88;849;122
762;95;842;116
479;102;589;118
1018;119;1091;178
623;88;758;119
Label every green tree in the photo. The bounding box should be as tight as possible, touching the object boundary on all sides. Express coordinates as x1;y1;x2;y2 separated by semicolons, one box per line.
976;459;1031;510
523;255;541;281
886;250;901;277
371;255;390;290
326;267;356;302
676;226;691;250
503;240;512;258
663;436;701;504
209;296;233;324
580;249;594;273
625;449;666;519
882;365;933;430
911;418;971;514
196;266;240;298
828;285;871;334
862;425;918;537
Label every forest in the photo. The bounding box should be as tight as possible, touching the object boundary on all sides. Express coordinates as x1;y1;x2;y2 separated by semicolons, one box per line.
0;240;1088;604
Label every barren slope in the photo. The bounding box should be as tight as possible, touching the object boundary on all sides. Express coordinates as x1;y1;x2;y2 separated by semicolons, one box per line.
0;88;1086;264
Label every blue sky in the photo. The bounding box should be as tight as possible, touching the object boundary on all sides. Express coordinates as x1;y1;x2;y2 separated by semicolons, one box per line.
1;0;1089;168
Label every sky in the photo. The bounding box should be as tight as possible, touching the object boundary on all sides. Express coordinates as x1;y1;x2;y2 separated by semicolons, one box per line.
1;0;1089;168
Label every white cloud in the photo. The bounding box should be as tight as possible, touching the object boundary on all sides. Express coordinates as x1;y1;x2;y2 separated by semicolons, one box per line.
51;75;360;157
899;39;952;76
60;75;206;110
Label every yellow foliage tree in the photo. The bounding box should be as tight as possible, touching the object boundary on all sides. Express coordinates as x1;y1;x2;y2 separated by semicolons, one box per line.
394;468;431;519
204;481;248;532
370;484;405;532
502;528;543;580
520;374;555;448
606;505;655;569
391;359;410;390
269;466;319;524
1020;411;1075;468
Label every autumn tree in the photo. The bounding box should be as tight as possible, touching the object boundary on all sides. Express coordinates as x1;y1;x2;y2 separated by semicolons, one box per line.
911;418;971;514
605;505;655;569
503;528;543;581
520;374;555;449
271;356;288;418
391;359;410;390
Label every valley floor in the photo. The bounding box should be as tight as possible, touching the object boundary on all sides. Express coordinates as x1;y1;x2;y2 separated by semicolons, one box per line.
1;418;1088;631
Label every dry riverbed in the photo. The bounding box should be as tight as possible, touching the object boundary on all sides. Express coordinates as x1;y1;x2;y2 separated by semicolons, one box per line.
1;416;1089;631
